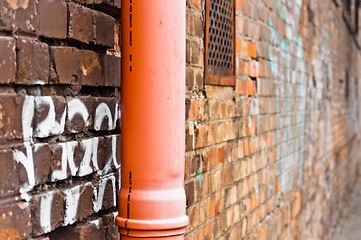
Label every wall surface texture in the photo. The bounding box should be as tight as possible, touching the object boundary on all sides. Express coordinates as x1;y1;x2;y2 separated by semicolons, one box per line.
0;0;121;239
0;0;361;240
185;0;361;239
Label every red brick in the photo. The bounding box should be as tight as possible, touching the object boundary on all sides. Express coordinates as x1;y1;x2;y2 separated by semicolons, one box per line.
38;0;67;38
248;42;258;59
16;38;50;85
190;0;202;9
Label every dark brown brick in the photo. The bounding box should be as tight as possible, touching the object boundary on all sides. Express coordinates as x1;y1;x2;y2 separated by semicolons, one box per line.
48;218;105;240
114;0;121;8
63;183;93;225
80;50;103;86
0;149;19;196
16;38;50;85
102;213;118;240
185;181;195;207
102;55;120;87
50;47;81;85
96;137;106;170
31;189;65;236
32;144;51;185
94;11;115;47
0;37;16;84
77;184;93;220
16;143;51;187
38;0;67;38
104;135;120;169
78;0;110;4
91;97;119;131
0;0;38;33
34;96;67;137
0;200;31;239
68;3;94;43
49;141;82;181
65;97;93;133
0;94;24;143
93;174;116;212
0;2;13;31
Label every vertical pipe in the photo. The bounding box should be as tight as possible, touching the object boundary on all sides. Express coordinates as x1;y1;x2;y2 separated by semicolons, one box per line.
116;0;188;239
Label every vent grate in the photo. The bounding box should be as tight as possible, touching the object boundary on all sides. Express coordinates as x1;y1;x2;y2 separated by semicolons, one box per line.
207;0;234;75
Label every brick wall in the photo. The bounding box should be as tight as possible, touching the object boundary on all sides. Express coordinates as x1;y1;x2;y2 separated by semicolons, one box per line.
0;0;120;239
185;0;361;239
1;0;361;239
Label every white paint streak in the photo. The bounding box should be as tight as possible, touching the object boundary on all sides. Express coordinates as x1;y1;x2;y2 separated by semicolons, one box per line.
94;103;113;131
90;219;101;228
63;185;81;226
12;143;45;201
51;141;79;181
93;175;116;212
40;192;54;233
100;135;120;175
34;97;66;137
22;96;35;141
77;138;99;176
67;99;89;132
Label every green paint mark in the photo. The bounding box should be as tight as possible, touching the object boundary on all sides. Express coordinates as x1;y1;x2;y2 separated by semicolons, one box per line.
196;167;202;188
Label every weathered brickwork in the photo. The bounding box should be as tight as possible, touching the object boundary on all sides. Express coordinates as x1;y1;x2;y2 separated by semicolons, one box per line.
0;0;120;239
1;0;361;239
185;0;361;239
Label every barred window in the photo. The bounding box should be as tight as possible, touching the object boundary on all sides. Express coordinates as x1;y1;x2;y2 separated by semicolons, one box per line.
205;0;235;86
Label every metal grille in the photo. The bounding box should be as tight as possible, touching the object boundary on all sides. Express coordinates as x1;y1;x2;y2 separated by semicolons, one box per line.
206;0;234;76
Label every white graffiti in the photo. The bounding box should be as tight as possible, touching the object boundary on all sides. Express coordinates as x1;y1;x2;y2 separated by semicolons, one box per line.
93;174;116;213
39;191;54;233
78;138;100;177
51;141;79;181
34;97;66;137
12;96;121;201
63;185;81;226
67;98;90;133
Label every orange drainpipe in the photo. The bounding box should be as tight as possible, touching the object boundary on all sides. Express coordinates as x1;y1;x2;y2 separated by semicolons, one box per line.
116;0;188;239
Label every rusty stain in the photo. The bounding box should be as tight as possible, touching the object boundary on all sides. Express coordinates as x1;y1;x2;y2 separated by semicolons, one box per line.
81;54;100;76
0;228;21;240
6;0;29;10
